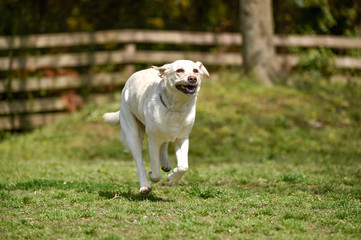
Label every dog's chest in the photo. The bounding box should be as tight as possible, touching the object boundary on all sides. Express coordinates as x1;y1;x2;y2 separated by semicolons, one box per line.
145;108;195;141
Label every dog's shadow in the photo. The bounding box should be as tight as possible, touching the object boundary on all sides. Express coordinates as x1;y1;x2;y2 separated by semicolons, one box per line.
99;189;174;202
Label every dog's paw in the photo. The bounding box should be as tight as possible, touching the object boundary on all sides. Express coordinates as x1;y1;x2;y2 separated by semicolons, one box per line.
161;165;172;172
167;167;188;186
167;179;176;186
161;158;172;172
149;172;161;183
139;186;152;195
167;174;178;186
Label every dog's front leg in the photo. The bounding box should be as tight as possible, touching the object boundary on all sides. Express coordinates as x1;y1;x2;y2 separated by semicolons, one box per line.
148;137;163;183
167;138;189;186
160;142;172;172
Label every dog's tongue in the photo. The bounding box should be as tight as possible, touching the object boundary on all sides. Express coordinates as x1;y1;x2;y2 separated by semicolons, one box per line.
186;86;195;93
176;84;197;95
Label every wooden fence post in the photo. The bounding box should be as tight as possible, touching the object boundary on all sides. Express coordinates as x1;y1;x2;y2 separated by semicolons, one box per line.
124;43;136;76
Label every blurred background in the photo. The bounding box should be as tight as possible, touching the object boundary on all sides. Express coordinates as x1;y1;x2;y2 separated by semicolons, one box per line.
1;0;360;35
0;0;360;131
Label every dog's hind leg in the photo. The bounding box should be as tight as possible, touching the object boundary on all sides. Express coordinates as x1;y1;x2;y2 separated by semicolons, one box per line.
119;106;151;195
160;142;172;172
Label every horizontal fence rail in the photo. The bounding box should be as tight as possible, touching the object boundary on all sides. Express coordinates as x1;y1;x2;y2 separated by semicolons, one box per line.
0;72;127;93
0;113;68;130
2;50;361;73
0;29;360;130
0;30;360;71
0;50;244;71
0;93;121;130
0;30;242;49
0;93;122;115
1;29;361;49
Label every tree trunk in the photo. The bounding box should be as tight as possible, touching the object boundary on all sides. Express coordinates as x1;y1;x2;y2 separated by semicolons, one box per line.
240;0;281;85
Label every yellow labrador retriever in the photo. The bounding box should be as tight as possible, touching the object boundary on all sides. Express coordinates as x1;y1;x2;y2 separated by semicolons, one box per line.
103;60;209;194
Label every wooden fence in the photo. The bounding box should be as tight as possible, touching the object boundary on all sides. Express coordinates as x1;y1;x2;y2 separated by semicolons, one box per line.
1;29;361;130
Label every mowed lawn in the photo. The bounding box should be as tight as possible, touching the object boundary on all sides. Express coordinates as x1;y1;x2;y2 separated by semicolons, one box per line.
0;72;360;239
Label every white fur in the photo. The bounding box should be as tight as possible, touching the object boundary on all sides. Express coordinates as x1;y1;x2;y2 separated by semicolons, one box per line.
103;60;209;194
102;112;120;125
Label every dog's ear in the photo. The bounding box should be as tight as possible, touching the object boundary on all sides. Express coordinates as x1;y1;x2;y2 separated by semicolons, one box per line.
195;61;210;78
152;64;171;78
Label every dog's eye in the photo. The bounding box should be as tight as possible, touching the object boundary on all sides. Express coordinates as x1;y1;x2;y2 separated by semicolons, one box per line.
176;69;184;73
193;69;199;73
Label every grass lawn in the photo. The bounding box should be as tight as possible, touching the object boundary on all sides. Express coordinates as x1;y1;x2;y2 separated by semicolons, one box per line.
0;72;360;239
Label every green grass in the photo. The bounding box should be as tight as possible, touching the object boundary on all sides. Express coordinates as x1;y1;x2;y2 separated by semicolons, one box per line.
1;71;360;239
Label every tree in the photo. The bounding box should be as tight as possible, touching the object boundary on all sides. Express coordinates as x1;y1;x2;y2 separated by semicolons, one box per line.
240;0;282;85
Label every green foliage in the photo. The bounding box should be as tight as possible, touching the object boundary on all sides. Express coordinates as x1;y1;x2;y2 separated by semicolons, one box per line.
297;48;337;77
0;0;239;35
274;0;360;36
0;72;361;239
0;0;359;36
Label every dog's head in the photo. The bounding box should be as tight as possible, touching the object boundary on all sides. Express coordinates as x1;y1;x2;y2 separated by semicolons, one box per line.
153;60;210;96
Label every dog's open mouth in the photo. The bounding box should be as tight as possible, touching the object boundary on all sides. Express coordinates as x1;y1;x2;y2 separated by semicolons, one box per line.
176;84;197;95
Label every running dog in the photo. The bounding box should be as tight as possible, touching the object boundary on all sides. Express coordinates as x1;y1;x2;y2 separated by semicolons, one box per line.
103;60;209;194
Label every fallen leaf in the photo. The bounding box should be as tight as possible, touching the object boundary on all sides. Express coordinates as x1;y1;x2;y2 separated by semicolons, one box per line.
112;193;121;200
259;178;268;183
61;90;83;113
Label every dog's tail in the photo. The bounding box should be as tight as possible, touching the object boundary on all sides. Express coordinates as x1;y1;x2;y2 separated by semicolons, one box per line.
102;111;120;125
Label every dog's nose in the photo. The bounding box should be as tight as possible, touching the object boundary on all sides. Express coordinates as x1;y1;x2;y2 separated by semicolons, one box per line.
188;76;197;84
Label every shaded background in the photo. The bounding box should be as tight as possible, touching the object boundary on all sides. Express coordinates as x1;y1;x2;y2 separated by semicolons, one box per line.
1;0;360;36
0;0;361;131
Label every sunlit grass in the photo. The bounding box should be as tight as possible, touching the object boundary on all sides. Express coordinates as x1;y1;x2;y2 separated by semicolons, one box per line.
0;71;360;239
